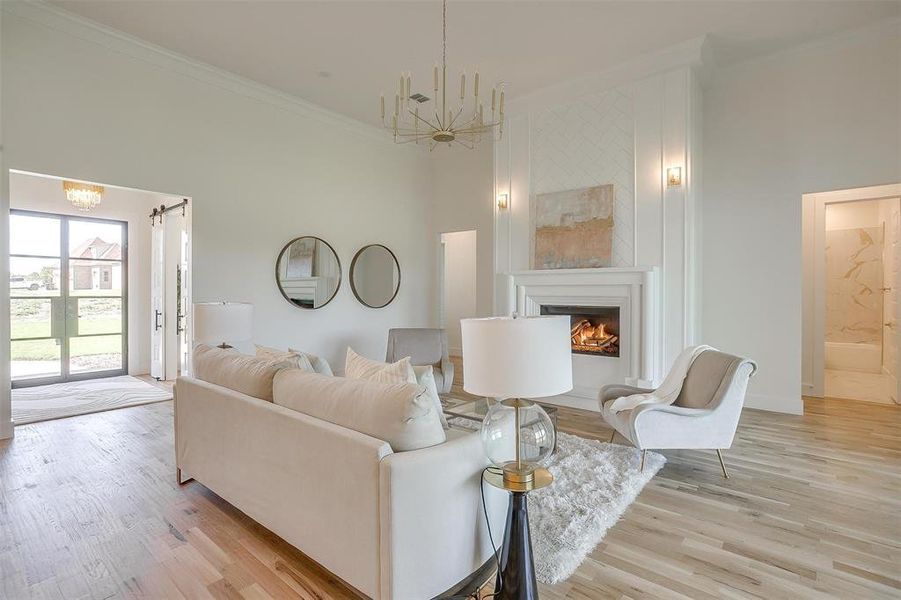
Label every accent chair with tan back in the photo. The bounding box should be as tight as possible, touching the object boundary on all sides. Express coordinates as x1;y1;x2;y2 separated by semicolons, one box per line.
599;349;757;478
385;328;454;394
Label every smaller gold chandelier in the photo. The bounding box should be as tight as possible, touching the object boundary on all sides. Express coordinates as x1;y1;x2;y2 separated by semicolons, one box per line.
63;180;104;212
380;0;504;150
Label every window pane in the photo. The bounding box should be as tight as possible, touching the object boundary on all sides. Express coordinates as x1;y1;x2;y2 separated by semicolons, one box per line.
70;335;122;374
75;298;122;335
10;214;60;256
11;298;54;339
11;339;61;380
10;257;61;297
69;260;122;296
68;220;123;258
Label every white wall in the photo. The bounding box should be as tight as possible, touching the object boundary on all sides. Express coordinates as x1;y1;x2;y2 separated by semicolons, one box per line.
705;22;901;414
9;172;173;375
1;3;436;435
0;3;9;440
429;143;495;321
440;230;477;355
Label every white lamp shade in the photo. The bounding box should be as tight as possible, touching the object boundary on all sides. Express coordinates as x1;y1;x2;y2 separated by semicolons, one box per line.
193;302;253;345
461;316;573;398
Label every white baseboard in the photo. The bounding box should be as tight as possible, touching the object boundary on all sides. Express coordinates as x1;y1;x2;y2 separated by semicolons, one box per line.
0;419;14;440
744;393;803;415
801;382;815;395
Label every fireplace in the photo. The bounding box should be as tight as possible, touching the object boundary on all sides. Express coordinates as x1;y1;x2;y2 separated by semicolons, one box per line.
540;305;620;357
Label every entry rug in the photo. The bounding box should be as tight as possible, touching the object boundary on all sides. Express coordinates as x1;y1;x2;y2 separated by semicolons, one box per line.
12;376;172;425
529;432;665;584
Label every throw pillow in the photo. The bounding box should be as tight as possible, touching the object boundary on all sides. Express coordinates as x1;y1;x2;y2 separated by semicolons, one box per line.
288;348;334;376
413;365;448;429
254;344;315;373
194;344;296;401
345;347;416;384
273;370;446;451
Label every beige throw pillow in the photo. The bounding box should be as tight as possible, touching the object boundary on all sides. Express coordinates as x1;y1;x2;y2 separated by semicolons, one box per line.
194;344;295;401
413;365;448;429
273;370;446;451
254;344;315;373
345;347;417;384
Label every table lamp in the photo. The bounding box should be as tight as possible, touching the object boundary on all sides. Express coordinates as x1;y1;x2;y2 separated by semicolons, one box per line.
193;302;253;349
461;315;572;600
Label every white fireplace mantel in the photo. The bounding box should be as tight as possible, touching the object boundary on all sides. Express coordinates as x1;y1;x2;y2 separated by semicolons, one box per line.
502;267;660;405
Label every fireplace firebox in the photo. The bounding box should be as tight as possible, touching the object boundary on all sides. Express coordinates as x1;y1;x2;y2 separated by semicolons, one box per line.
540;305;620;357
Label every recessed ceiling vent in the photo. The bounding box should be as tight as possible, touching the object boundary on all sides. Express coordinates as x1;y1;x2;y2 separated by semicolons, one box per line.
409;93;430;103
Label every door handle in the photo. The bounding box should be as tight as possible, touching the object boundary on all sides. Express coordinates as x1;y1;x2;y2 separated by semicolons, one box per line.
176;312;185;334
155;310;163;331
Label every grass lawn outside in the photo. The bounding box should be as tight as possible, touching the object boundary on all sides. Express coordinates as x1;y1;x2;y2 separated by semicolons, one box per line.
11;317;122;360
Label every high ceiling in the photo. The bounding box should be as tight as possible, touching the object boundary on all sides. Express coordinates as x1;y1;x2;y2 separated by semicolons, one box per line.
52;1;899;126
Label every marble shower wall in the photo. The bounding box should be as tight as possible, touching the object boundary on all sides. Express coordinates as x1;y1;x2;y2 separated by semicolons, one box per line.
826;227;883;344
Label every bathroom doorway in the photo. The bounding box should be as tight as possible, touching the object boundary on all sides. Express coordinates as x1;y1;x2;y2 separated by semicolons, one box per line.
803;184;901;405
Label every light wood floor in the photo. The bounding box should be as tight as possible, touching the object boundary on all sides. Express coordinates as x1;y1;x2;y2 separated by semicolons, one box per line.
1;377;899;599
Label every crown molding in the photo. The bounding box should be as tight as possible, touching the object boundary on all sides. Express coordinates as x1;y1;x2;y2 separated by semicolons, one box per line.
2;0;409;147
505;36;708;116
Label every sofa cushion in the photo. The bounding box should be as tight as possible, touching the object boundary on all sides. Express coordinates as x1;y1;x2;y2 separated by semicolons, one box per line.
254;344;315;373
193;344;295;401
273;370;446;451
345;347;416;384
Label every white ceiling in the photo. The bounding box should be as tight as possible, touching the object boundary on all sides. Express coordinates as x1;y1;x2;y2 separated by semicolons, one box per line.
52;1;899;126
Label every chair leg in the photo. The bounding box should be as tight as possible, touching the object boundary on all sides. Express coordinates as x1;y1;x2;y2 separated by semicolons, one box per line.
609;430;616;443
716;449;730;479
639;449;646;472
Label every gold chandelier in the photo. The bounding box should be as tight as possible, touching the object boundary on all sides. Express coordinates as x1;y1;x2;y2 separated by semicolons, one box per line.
380;0;504;149
63;180;104;212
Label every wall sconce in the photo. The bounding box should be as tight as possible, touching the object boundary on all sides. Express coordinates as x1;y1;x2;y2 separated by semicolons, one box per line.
497;193;509;210
667;167;682;187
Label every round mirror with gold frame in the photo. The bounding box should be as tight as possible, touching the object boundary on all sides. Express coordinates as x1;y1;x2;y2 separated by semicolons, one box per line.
275;236;341;309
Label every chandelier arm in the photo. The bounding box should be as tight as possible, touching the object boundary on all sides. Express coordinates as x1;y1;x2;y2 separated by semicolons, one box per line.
447;104;466;129
451;139;475;150
453;120;503;134
395;136;433;145
408;109;441;132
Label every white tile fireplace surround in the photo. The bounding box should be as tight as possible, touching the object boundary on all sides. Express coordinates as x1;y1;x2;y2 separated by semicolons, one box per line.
505;267;660;411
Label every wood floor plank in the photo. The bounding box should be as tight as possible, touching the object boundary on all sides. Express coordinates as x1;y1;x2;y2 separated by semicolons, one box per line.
1;369;899;599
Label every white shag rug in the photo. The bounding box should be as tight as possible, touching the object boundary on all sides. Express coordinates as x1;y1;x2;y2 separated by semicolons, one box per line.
529;431;665;584
12;376;172;425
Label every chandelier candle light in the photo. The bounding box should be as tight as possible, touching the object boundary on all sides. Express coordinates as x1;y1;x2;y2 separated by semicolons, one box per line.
63;180;104;212
380;0;504;149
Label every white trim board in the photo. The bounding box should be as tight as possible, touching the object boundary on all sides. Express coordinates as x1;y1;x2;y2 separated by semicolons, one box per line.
2;1;402;147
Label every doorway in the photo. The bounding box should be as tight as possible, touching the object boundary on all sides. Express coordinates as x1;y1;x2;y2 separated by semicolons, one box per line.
150;200;191;381
10;210;127;387
802;184;901;405
439;230;477;357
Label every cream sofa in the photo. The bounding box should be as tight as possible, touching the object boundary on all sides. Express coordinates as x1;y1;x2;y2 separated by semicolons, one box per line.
175;346;505;600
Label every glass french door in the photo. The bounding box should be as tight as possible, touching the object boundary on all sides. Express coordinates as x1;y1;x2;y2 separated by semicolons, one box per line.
10;210;127;387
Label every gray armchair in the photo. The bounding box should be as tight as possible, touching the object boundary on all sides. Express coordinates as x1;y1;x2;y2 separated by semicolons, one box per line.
386;328;454;394
599;350;757;478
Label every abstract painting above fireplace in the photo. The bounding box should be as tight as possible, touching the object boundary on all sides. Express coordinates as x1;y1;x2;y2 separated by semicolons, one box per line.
540;305;620;357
